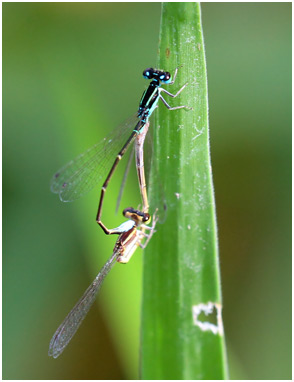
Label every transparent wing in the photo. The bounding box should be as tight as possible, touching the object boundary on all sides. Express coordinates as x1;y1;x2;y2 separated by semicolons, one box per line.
115;146;135;214
51;114;139;202
48;249;120;359
143;123;168;223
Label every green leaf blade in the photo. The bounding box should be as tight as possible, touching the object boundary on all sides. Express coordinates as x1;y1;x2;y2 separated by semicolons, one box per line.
141;3;228;379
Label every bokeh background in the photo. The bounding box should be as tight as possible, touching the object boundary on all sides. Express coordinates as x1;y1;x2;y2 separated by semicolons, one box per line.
3;3;291;379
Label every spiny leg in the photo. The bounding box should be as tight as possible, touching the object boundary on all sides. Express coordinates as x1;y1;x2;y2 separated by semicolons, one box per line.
167;65;183;85
160;66;192;110
159;94;192;111
139;210;159;249
161;83;188;98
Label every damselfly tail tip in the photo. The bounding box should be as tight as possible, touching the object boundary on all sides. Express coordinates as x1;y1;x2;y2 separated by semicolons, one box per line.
48;335;63;359
58;193;71;203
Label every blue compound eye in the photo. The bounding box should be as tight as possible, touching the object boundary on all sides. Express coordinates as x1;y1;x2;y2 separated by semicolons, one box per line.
143;68;153;79
162;72;171;83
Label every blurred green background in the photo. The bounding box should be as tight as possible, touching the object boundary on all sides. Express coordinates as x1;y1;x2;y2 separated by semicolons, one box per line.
3;3;291;380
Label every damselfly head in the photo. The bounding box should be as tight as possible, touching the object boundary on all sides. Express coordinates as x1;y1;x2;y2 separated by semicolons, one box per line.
123;207;150;224
143;68;171;84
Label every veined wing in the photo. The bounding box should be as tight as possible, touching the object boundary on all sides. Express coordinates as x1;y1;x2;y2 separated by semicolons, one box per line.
48;249;119;358
115;145;135;214
50;114;140;202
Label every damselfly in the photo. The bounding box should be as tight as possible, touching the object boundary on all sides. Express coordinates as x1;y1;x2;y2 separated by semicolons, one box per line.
48;208;158;358
50;67;190;231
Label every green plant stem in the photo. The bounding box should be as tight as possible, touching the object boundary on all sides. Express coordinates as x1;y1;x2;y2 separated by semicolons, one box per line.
141;3;228;379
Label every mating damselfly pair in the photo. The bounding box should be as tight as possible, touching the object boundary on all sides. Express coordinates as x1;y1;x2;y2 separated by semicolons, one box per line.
48;67;190;358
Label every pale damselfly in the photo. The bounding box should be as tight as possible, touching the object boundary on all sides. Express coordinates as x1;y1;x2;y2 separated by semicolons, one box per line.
48;208;158;358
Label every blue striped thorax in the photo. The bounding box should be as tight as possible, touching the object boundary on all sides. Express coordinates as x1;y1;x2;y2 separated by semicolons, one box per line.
138;68;172;123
